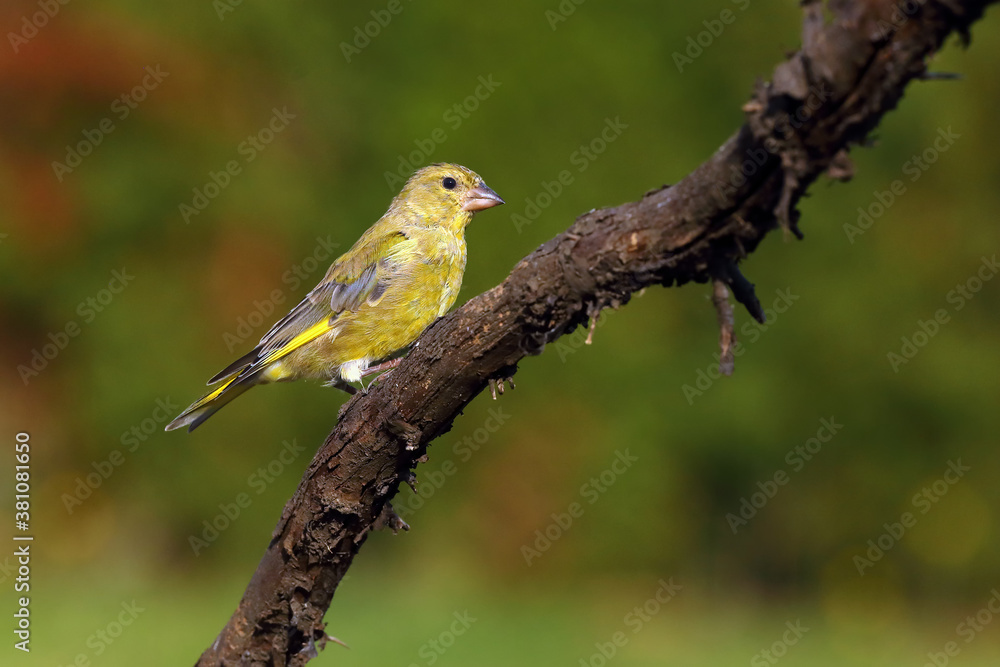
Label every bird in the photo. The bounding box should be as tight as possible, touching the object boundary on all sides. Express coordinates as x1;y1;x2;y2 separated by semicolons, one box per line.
165;163;504;432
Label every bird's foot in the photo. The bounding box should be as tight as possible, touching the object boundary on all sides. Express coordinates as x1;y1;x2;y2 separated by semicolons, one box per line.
489;375;516;400
360;357;402;379
352;357;404;394
325;634;350;649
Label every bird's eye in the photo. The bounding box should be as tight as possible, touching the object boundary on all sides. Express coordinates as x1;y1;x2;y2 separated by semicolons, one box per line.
442;176;457;190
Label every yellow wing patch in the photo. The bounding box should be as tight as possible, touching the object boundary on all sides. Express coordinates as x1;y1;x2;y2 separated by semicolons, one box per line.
252;318;336;371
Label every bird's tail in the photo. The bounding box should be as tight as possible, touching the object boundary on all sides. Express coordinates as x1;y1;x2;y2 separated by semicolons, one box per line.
164;374;255;432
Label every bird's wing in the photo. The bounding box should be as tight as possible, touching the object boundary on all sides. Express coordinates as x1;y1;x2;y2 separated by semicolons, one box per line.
208;228;411;384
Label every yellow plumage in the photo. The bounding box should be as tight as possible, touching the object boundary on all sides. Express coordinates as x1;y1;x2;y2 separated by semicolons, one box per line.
166;163;504;432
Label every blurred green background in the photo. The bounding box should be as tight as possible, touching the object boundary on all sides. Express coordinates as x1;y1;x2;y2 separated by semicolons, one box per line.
2;1;1000;665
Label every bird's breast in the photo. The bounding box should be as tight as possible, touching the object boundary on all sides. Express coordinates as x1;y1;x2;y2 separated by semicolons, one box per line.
432;235;466;317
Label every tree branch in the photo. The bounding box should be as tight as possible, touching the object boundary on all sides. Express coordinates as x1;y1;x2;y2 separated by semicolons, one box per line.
197;1;996;663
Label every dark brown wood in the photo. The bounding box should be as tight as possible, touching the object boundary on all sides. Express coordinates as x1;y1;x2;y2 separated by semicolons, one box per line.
197;1;997;664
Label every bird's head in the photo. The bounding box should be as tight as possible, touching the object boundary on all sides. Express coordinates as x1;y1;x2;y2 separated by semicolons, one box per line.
395;163;504;231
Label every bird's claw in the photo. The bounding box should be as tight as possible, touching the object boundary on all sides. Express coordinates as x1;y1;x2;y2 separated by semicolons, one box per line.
489;376;516;400
321;633;350;650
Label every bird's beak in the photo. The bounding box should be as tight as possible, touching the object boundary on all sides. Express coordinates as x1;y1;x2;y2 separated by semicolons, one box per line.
462;182;505;212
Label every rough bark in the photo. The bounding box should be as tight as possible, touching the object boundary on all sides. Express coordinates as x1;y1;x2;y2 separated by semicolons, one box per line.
197;1;997;664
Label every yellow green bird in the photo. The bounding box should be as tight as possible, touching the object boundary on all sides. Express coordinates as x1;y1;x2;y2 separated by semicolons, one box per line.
166;163;504;432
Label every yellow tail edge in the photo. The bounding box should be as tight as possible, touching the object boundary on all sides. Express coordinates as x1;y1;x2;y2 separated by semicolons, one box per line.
164;375;252;433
